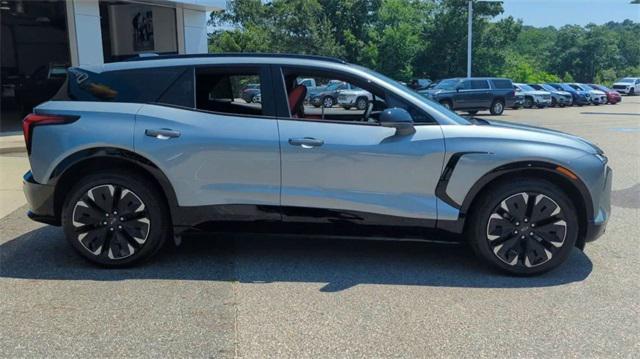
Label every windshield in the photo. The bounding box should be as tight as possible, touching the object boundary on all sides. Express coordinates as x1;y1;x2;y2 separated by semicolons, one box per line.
517;84;536;91
569;84;583;91
541;84;557;92
434;79;460;90
353;65;470;125
618;78;635;83
326;82;345;91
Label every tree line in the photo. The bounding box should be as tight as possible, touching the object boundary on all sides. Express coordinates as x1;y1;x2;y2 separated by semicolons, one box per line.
208;0;640;84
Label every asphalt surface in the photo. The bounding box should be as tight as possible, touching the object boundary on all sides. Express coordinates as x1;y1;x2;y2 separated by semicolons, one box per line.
1;97;639;358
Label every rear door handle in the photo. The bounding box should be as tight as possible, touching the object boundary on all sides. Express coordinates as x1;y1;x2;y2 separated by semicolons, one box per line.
145;128;181;140
288;137;324;148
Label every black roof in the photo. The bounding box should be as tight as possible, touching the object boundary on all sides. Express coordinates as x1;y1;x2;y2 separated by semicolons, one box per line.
123;52;347;64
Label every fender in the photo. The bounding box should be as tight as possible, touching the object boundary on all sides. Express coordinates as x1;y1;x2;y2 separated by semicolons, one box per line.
436;157;593;234
50;147;180;220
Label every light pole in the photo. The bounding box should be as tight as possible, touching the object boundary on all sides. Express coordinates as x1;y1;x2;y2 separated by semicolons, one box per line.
467;0;502;78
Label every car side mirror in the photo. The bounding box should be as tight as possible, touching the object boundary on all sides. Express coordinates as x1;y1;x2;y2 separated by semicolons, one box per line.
455;85;462;92
379;108;415;136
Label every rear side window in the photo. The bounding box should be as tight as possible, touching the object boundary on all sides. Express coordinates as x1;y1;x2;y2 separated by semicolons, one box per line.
67;67;188;104
490;79;513;89
195;67;264;117
470;80;490;89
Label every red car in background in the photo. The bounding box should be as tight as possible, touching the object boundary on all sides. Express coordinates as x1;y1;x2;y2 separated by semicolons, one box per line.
588;84;622;104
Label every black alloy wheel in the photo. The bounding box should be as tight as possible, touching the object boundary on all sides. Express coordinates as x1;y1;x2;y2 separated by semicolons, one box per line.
71;184;150;260
485;192;567;268
62;172;168;267
468;179;578;275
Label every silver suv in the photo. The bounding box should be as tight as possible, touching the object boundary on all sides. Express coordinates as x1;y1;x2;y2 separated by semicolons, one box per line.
22;54;612;275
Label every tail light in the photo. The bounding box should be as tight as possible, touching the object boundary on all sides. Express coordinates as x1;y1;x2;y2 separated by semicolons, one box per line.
22;113;79;154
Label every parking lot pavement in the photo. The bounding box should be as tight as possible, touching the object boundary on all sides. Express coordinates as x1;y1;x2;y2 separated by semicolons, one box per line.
1;97;639;357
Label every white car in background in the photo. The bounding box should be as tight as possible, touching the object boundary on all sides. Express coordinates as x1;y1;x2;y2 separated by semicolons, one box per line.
337;87;373;110
513;83;552;108
611;77;639;95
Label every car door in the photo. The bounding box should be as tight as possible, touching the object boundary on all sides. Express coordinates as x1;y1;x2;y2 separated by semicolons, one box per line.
470;79;492;108
134;65;281;219
274;66;445;223
453;79;472;109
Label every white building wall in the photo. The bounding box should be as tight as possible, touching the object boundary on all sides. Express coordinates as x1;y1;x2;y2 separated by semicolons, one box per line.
68;0;104;66
66;0;222;66
182;8;208;54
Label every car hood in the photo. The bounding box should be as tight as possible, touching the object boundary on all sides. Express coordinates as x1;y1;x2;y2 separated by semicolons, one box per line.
422;89;451;95
613;82;632;87
481;119;602;154
553;90;572;96
589;90;606;95
521;90;550;96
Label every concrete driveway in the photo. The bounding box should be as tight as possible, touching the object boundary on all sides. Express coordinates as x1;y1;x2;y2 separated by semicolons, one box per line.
1;97;638;357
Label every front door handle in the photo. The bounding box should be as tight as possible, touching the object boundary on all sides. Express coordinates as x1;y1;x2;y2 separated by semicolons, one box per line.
145;128;181;140
288;137;324;148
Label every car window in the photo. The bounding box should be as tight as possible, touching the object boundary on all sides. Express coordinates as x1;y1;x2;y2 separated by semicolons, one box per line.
490;79;513;89
195;67;263;116
434;79;459;90
67;67;187;103
470;80;490;90
281;70;435;124
459;80;472;90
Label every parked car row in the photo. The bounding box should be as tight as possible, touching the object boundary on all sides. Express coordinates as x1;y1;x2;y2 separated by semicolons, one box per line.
244;76;634;114
415;76;627;116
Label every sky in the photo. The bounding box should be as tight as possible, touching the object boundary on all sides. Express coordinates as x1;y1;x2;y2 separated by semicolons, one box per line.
497;0;640;27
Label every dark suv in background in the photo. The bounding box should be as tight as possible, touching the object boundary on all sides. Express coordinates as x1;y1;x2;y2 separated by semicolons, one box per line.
420;77;515;115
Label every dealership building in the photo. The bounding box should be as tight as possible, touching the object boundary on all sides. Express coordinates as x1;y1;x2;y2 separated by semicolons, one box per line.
1;0;223;131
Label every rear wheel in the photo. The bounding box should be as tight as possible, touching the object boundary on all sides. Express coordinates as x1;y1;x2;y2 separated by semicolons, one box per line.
551;98;557;107
467;110;478;116
440;100;453;110
490;99;505;115
61;171;169;267
467;179;578;275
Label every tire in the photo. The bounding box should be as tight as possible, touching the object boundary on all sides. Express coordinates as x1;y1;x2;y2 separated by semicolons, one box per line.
343;106;352;110
356;97;368;111
512;106;521;110
467;110;478;115
323;96;334;108
489;99;505;115
551;98;557;107
630;88;635;96
467;178;578;275
523;97;533;109
440;100;453;110
61;170;169;267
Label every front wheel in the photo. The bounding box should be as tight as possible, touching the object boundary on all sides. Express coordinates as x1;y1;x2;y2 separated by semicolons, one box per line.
355;97;368;111
524;97;534;109
467;179;578;275
322;96;335;108
62;171;169;267
440;100;453;110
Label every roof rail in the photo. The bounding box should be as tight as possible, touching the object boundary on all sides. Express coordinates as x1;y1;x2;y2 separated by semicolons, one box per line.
122;52;347;64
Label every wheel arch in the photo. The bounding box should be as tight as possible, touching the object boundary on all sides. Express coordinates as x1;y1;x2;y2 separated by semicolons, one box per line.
441;161;593;249
50;147;178;225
